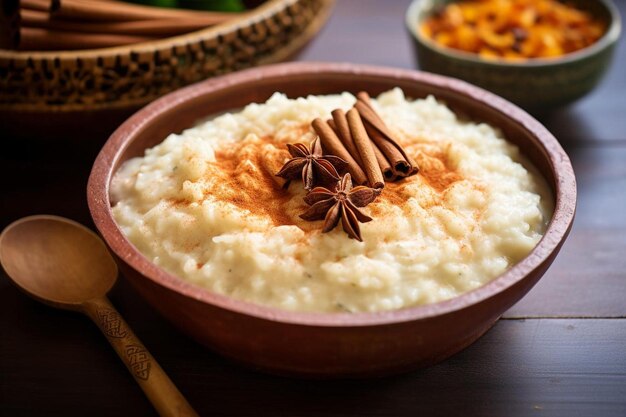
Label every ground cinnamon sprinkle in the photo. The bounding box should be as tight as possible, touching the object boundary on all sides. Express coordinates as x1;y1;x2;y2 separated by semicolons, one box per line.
211;136;300;227
414;147;463;192
172;133;465;230
371;142;464;215
292;123;314;139
168;198;189;209
186;135;326;233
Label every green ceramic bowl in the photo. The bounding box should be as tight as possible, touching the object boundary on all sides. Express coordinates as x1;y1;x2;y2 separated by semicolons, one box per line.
406;0;621;111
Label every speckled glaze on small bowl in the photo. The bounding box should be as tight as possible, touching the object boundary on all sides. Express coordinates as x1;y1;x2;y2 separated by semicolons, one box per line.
406;0;621;111
88;62;576;378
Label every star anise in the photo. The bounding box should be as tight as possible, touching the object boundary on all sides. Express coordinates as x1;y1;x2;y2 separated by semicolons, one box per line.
300;173;380;241
276;138;348;190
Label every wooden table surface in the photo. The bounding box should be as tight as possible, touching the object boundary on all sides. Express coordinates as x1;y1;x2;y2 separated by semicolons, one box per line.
1;1;625;416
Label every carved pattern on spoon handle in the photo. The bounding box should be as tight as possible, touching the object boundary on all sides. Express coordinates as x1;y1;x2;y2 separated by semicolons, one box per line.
124;343;152;381
96;308;128;338
84;297;198;417
95;307;152;380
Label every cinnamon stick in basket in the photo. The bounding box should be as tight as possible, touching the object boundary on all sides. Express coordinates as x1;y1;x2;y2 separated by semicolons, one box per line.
311;118;368;186
19;27;153;50
51;0;234;23
346;109;384;189
21;9;214;37
21;0;51;12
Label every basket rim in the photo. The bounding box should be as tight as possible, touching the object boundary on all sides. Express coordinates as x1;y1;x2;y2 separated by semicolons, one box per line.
0;0;335;113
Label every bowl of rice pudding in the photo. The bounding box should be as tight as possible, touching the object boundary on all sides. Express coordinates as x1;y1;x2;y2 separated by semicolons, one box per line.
88;62;576;377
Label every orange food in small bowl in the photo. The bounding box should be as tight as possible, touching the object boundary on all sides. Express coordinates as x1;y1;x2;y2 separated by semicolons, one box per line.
406;0;620;110
420;0;606;60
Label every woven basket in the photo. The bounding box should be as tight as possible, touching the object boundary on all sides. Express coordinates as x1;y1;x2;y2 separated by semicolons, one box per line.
0;0;334;139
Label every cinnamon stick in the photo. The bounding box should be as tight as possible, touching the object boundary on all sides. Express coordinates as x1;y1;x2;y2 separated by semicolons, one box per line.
19;27;153;50
21;0;51;12
328;119;337;132
357;95;419;176
355;99;419;176
355;94;399;144
356;91;374;108
21;9;216;37
356;92;370;101
327;113;396;181
311;118;368;186
357;92;400;139
51;0;234;23
330;109;363;167
364;121;411;177
372;141;395;181
346;109;384;189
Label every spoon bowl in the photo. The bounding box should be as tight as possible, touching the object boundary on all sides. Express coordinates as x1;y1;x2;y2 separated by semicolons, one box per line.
0;215;116;308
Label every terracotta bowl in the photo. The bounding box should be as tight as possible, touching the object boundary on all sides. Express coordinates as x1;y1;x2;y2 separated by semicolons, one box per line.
88;62;576;377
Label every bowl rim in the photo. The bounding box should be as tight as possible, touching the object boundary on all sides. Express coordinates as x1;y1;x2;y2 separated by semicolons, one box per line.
405;0;622;68
88;61;576;327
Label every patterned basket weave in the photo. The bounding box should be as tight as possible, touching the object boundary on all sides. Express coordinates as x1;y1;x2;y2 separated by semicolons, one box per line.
0;0;334;138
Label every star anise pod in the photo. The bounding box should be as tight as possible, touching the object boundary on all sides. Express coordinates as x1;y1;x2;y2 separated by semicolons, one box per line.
300;173;380;241
276;138;348;190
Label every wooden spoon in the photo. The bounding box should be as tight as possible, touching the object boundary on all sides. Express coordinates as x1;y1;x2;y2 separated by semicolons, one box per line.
0;215;199;417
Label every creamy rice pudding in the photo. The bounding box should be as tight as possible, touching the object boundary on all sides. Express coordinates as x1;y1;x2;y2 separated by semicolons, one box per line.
110;88;552;313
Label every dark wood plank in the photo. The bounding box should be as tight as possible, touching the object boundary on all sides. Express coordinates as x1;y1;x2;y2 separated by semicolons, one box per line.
0;133;102;230
2;0;626;415
2;283;625;417
505;143;626;317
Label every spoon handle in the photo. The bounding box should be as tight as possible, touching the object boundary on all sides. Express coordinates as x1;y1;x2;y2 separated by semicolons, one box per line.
82;296;199;417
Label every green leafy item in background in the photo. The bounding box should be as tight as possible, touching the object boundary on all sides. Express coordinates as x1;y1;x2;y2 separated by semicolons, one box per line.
129;0;246;12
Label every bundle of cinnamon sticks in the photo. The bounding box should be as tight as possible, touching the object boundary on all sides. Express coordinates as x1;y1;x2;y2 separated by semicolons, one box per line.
312;92;419;189
11;0;241;51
